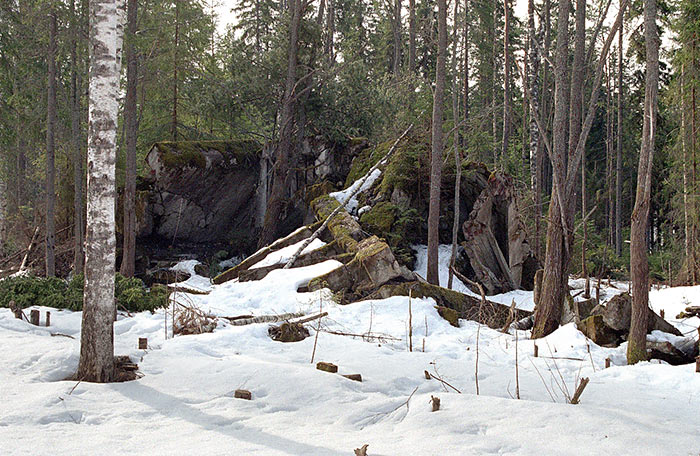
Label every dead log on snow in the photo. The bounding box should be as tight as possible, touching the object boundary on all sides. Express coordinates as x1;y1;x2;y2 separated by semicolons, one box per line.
223;312;305;326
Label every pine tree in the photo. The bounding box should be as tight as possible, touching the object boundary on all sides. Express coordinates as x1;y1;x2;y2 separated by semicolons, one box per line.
628;0;659;365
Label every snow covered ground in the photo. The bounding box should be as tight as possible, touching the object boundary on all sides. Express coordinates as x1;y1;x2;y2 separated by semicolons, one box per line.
2;242;700;455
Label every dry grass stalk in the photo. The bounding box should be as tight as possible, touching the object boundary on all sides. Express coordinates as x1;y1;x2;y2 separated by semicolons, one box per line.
408;290;413;352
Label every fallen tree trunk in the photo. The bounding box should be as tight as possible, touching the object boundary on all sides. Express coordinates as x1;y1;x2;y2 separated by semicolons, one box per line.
238;241;348;282
222;312;305;326
212;223;320;284
283;121;415;269
19;227;40;272
366;281;531;329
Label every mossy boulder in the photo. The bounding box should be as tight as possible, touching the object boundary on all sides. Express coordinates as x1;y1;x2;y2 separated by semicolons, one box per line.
359;201;397;233
343;135;490;250
344;143;388;187
308;236;406;302
143;140;263;243
153;140;260;170
578;315;621;346
578;293;682;347
310;195;365;254
305;180;337;205
436;306;460;327
359;202;420;268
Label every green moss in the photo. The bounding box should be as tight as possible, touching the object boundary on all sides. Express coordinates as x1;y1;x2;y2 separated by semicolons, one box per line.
305;180;336;205
435;306;460;327
159;146;207;169
359;202;397;233
354;237;389;261
307;277;329;291
333;252;355;264
311;195;340;219
310;195;360;253
348;136;368;147
381;281;469;315
626;340;649;364
358;202;419;268
155;140;260;170
379;142;424;194
344;143;387;187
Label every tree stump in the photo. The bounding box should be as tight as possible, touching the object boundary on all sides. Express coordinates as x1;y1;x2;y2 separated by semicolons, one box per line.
430;395;441;411
45;311;50;327
316;362;338;373
342;374;362;382
234;389;252;400
268;322;309;342
30;310;40;326
138;338;148;349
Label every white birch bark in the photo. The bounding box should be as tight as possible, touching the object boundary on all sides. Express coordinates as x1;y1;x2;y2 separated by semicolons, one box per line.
77;0;124;383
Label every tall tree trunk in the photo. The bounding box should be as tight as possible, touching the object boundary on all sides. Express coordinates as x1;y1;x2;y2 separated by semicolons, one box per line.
448;0;461;289
527;0;539;188
533;0;627;338
409;0;416;73
536;0;551;260
532;0;571;338
325;0;335;66
427;0;447;285
13;74;26;213
78;0;123;383
71;0;85;275
46;7;57;277
120;0;138;277
692;42;698;285
606;57;614;246
258;0;302;247
527;0;541;258
462;0;469;131
681;65;691;282
570;0;587;295
491;0;498;166
0;170;6;252
628;0;658;364
501;0;511;160
171;0;179;141
615;13;623;256
393;0;401;76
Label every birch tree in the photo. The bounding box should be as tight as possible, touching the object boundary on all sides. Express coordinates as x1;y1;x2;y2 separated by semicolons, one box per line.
77;0;124;383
